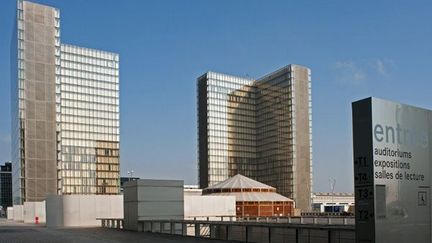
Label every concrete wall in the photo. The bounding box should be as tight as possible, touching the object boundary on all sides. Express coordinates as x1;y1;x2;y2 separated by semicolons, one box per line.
184;188;202;197
7;207;13;220
46;195;123;227
46;195;63;227
292;65;312;212
24;201;46;223
124;179;184;231
13;205;23;221
184;196;236;220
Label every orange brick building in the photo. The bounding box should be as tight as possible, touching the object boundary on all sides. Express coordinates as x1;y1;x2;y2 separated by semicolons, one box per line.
203;174;294;217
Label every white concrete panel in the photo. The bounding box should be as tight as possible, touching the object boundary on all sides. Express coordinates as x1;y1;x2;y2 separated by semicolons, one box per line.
46;195;123;228
7;207;14;220
108;195;124;218
95;195;110;219
184;196;236;219
23;201;46;223
63;195;80;226
23;202;35;223
13;205;24;222
37;201;46;223
79;195;96;226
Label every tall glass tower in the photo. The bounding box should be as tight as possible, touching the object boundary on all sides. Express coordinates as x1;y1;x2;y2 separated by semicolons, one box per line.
59;45;120;195
11;0;120;204
197;65;312;211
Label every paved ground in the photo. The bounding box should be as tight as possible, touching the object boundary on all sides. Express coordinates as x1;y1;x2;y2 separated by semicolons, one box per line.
0;219;230;243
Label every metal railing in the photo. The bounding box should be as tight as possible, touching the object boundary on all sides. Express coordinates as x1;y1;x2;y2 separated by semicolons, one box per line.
100;217;355;243
138;219;355;243
97;218;124;229
184;216;354;225
237;216;354;225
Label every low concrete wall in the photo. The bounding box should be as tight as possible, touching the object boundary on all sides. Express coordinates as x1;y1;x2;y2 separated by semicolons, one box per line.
184;195;236;220
46;195;123;227
7;207;14;220
24;201;46;223
13;205;24;222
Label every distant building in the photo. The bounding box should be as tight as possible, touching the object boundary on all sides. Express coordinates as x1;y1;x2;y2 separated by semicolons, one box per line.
0;162;12;211
311;192;354;213
120;177;140;193
197;65;312;211
184;185;202;197
11;0;120;204
203;174;294;217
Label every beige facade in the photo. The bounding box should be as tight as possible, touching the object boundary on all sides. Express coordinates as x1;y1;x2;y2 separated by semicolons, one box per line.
95;141;120;194
292;67;313;211
12;0;59;203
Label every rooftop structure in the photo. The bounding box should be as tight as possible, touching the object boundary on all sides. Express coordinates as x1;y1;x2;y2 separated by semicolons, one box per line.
184;185;202;197
312;192;354;213
203;174;294;217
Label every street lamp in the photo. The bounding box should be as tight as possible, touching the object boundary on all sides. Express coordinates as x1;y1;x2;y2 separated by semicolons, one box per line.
329;177;336;213
127;170;134;181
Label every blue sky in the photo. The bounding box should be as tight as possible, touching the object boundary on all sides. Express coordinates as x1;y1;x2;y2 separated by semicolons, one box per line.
0;0;431;193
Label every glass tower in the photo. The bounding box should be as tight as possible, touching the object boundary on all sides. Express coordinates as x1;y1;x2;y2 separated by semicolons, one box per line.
11;0;120;204
60;44;120;195
198;65;312;211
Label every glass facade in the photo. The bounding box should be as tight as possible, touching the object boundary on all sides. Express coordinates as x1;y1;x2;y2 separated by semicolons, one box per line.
0;162;13;209
198;65;312;211
11;0;120;204
60;44;120;195
198;72;255;187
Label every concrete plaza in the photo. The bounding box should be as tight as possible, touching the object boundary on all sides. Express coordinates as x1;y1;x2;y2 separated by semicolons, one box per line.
0;219;230;243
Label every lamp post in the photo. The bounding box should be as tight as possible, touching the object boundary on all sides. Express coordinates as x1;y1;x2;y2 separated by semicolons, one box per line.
329;178;336;213
127;170;134;181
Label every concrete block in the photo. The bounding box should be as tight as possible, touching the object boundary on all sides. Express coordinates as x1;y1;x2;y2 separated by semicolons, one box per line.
13;205;24;222
46;195;123;227
124;179;184;231
46;195;63;227
7;207;14;220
